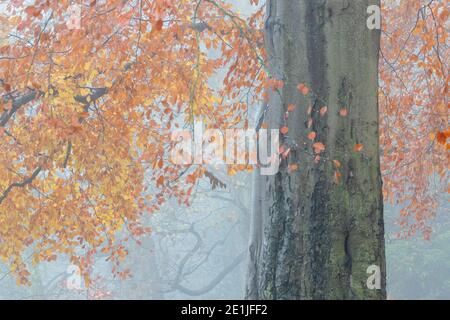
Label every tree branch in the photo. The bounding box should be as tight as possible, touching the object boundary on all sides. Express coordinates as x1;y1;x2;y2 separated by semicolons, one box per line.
173;250;245;296
0;167;42;205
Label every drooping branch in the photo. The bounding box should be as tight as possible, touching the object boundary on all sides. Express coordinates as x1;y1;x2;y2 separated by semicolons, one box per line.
74;87;108;107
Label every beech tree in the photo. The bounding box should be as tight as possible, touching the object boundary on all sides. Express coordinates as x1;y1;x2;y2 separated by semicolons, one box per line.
246;0;386;300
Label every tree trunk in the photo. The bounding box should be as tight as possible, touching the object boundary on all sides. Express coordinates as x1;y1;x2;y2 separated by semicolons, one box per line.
246;0;386;300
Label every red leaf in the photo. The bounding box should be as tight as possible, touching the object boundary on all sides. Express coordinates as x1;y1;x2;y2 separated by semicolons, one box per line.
436;131;447;145
332;160;341;168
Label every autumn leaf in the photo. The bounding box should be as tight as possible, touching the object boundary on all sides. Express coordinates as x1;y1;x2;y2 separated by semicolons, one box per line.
287;104;296;112
429;132;436;141
320;106;328;116
154;19;164;31
228;167;237;176
297;83;310;96
436;131;447;145
332;160;341;168
267;78;284;90
339;108;348;117
118;12;132;26
313;142;326;154
280;126;289;135
334;171;342;184
156;175;164;187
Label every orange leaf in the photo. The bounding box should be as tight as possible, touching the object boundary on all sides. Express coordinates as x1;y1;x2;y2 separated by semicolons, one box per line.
437;131;447;145
287;104;296;112
307;131;316;140
333;160;341;168
444;129;450;138
156;175;164;187
267;78;284;90
118;12;132;26
297;83;310;95
320;106;328;116
228;167;237;176
154;19;163;31
289;163;299;172
71;116;82;128
280;126;289;135
313;142;326;154
339;108;348;117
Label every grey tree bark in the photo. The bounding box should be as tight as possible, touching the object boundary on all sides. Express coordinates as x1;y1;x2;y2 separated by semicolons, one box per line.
246;0;386;300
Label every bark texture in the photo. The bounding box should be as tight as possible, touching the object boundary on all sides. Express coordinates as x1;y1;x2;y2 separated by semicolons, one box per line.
246;0;386;300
